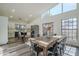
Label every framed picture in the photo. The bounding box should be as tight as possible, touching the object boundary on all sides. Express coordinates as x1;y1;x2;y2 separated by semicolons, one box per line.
42;22;53;36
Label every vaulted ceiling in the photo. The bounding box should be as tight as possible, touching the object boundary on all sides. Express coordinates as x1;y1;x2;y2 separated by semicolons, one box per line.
0;3;57;23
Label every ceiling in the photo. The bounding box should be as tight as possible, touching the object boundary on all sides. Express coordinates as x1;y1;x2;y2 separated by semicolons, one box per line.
0;3;57;23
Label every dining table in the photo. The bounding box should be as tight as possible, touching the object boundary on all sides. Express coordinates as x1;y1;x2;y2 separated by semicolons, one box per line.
29;36;66;56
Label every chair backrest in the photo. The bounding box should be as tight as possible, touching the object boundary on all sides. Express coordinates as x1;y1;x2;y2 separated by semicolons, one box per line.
30;40;35;49
29;39;38;50
61;37;66;45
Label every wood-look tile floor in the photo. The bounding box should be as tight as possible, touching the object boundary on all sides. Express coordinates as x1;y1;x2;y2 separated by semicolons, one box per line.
0;42;79;56
64;45;79;56
0;42;31;56
0;42;23;49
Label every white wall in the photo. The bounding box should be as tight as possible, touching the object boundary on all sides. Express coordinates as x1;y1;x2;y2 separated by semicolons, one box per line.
0;16;8;45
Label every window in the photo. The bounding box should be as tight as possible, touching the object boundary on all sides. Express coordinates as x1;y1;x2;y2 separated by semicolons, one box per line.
15;24;20;30
41;3;77;17
63;3;77;13
15;24;26;30
50;4;62;16
61;18;78;45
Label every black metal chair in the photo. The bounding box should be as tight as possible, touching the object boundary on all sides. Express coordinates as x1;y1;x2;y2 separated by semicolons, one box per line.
48;38;66;56
48;42;59;56
57;37;66;56
30;40;43;56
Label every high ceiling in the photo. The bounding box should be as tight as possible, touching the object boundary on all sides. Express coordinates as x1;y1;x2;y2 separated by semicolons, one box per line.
0;3;57;23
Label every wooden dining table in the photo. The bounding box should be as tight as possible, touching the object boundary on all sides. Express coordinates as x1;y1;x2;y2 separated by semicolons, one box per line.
29;36;66;56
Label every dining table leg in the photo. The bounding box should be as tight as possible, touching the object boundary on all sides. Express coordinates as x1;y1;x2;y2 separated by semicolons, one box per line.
43;47;48;56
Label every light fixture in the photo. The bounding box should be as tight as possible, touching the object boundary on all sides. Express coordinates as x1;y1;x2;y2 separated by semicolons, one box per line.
19;18;22;20
29;14;32;17
12;9;15;13
10;16;13;18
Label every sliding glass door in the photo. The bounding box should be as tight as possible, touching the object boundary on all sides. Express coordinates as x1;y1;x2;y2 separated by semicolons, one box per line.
61;18;78;46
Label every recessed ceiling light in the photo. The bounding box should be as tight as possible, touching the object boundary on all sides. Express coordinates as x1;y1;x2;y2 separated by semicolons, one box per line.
12;9;15;13
29;14;32;17
10;16;13;18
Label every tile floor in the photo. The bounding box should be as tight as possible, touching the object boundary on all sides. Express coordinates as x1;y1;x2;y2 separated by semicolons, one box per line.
0;42;79;56
64;45;79;56
22;45;79;56
0;42;23;49
21;45;79;56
